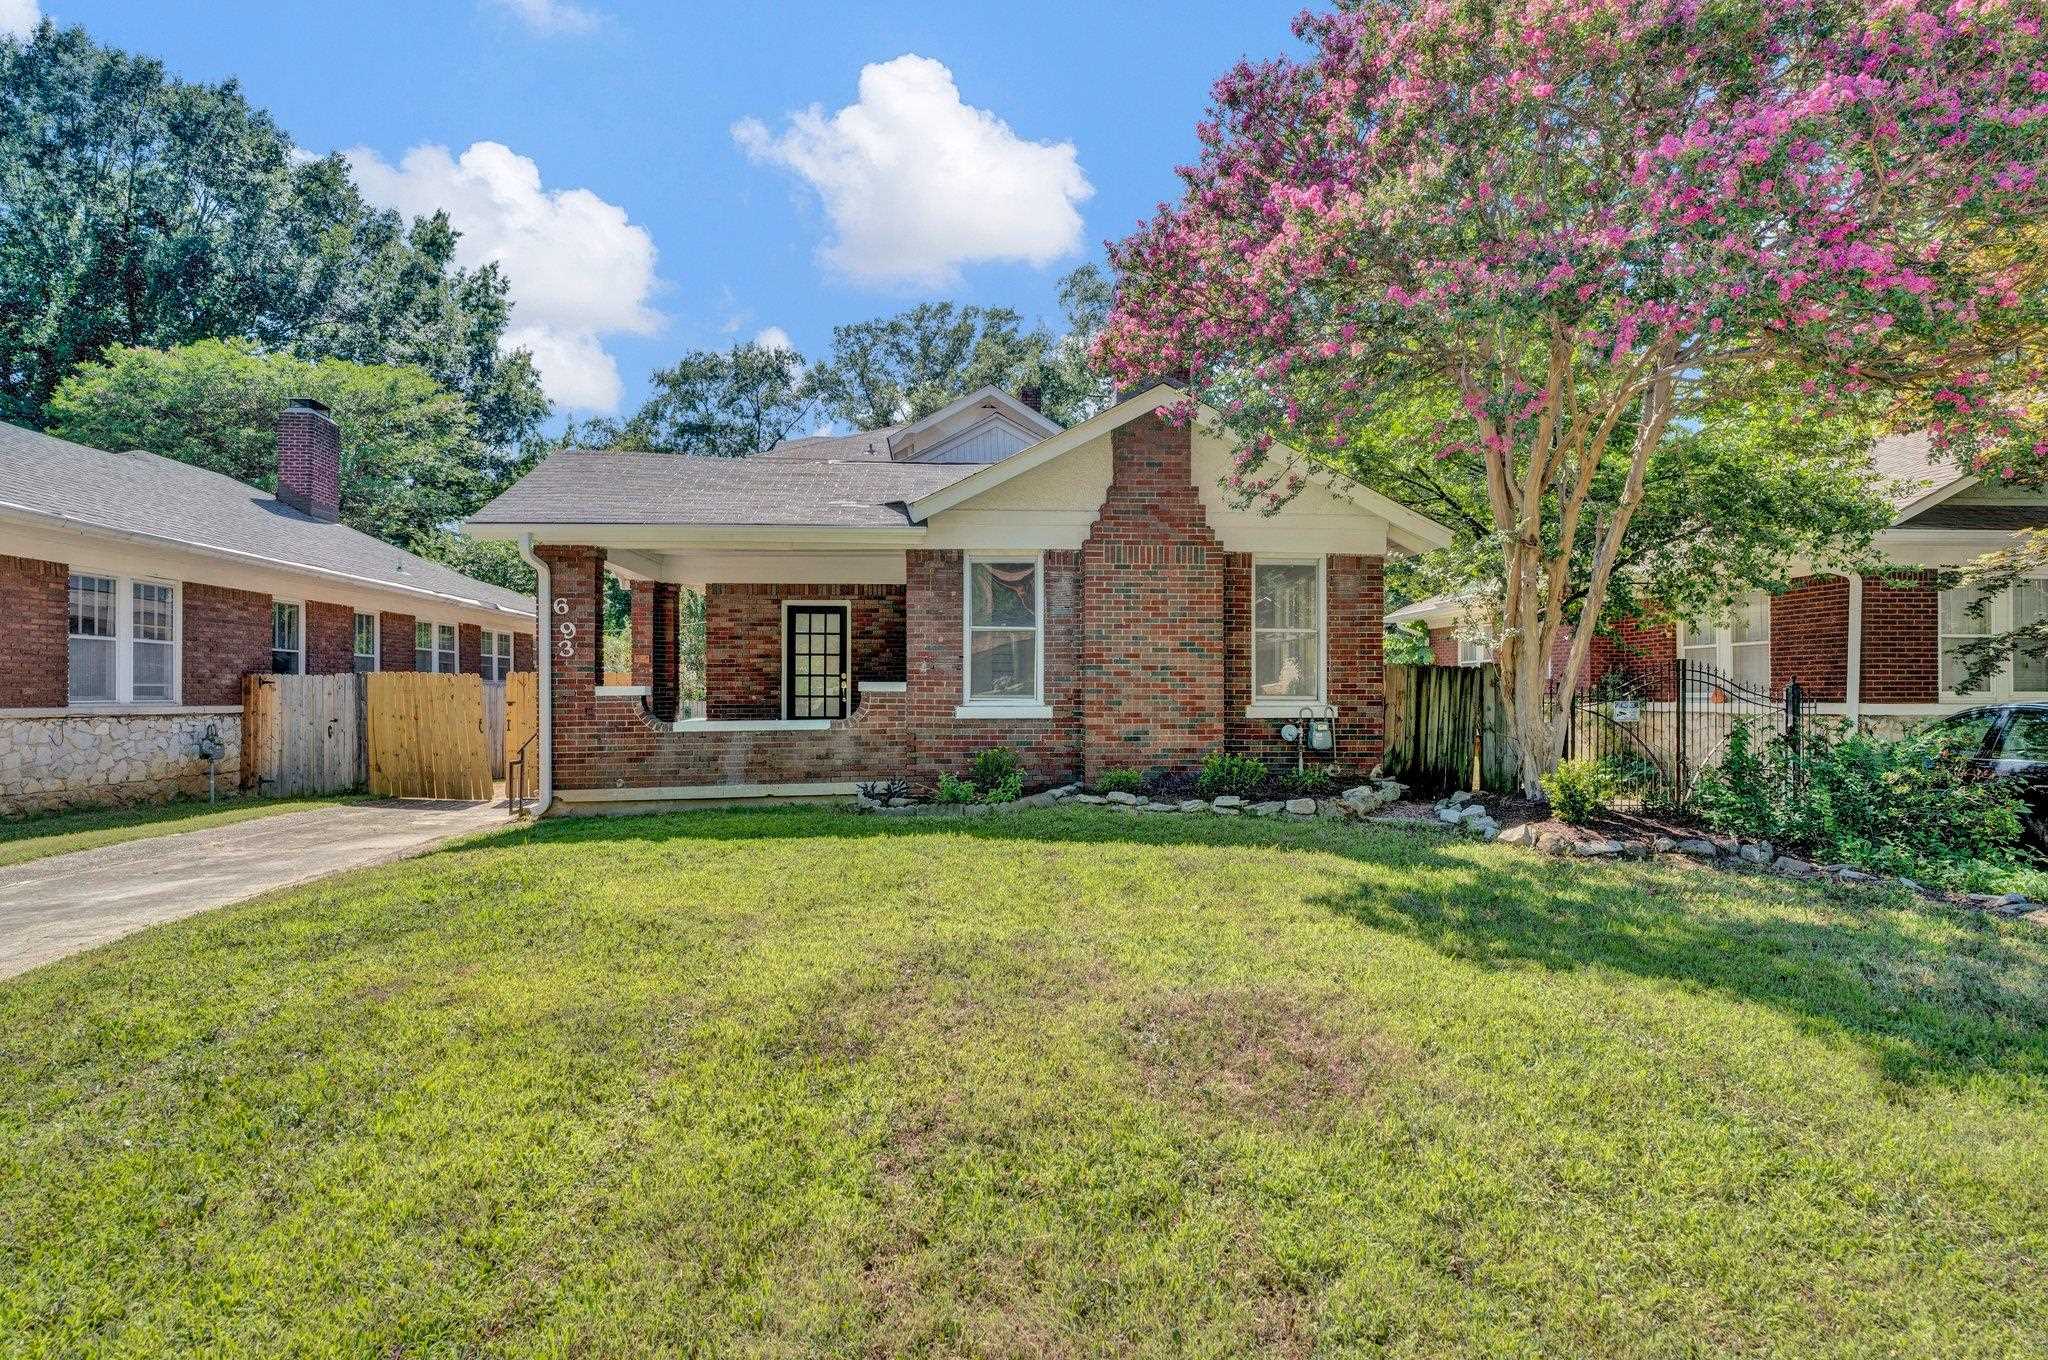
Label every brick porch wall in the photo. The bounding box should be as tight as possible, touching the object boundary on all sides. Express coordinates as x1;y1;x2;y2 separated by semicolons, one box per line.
1771;575;1850;701
1078;414;1225;783
183;583;272;705
704;583;908;720
0;554;68;708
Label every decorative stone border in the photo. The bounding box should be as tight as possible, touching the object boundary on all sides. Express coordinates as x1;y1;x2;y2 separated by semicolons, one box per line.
854;778;1411;821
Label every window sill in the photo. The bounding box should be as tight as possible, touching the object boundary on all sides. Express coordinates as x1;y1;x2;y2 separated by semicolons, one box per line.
596;684;651;698
1244;701;1335;720
858;680;908;694
3;703;237;719
670;718;833;733
954;703;1053;720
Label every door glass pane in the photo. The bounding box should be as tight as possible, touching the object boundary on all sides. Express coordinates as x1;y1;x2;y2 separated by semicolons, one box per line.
1255;563;1318;630
970;562;1037;627
969;630;1036;699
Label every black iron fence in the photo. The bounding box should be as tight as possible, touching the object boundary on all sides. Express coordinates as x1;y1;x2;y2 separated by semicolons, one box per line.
1558;660;1804;808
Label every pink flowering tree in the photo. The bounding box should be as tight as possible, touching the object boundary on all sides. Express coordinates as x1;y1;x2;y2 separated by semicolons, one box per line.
1101;0;2048;795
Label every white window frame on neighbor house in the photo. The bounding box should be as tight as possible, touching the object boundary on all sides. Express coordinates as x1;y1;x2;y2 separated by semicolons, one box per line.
437;622;458;674
958;551;1049;719
415;620;437;672
1940;579;2048;700
270;599;303;676
1679;590;1771;694
1457;637;1494;667
482;629;513;682
353;612;379;673
1247;556;1328;717
66;569;182;707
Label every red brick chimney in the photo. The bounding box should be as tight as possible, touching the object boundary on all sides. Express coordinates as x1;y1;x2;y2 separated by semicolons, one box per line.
1018;383;1043;413
277;398;341;522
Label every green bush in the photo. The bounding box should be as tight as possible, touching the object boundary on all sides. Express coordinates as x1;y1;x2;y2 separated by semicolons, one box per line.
1691;721;2031;890
1195;751;1268;800
1097;768;1146;796
1279;765;1335;797
968;746;1022;789
1540;758;1618;825
935;773;978;805
979;772;1025;804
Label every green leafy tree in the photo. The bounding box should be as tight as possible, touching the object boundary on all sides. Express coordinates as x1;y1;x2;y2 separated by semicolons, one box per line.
45;339;529;587
617;341;815;455
0;23;547;445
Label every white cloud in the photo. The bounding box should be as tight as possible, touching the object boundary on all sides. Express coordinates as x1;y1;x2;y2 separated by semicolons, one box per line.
733;54;1093;287
346;140;661;413
752;326;795;353
484;0;597;35
1;0;40;39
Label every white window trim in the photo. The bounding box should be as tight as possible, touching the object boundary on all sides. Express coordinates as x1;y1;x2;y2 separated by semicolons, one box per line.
353;611;380;672
1941;578;2048;701
1246;556;1327;718
270;598;303;677
1678;591;1770;685
960;551;1047;714
779;598;854;720
1457;637;1494;668
414;618;439;673
436;621;459;675
66;569;183;708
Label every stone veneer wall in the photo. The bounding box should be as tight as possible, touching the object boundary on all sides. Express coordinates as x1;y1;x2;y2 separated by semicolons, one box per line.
0;712;242;816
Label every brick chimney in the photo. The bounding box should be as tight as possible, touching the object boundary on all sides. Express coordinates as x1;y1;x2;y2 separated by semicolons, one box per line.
1018;382;1043;413
276;398;341;522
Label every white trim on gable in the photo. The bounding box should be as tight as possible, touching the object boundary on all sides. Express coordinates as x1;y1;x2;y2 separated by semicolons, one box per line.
909;412;1041;464
886;385;1060;458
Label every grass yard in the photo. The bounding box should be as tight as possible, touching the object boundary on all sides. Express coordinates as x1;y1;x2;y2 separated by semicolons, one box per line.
0;796;351;870
3;808;2046;1357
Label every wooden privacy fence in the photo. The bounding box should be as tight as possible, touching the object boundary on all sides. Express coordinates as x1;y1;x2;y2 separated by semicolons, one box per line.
366;671;491;800
1382;663;1520;796
241;673;365;797
483;681;507;778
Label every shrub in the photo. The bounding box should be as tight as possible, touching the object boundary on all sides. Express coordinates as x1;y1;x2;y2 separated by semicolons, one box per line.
1691;721;2031;890
1279;765;1335;797
935;773;978;805
1195;751;1268;800
1097;768;1146;796
856;778;909;804
1540;758;1618;825
968;746;1022;790
979;772;1025;804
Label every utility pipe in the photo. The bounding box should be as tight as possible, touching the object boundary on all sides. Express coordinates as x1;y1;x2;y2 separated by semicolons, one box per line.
516;533;555;817
1845;571;1864;729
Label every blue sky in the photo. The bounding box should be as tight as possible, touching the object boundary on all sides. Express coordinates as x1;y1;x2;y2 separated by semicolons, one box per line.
25;0;1305;421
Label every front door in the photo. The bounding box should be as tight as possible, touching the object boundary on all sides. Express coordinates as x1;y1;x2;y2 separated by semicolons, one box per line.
785;604;850;719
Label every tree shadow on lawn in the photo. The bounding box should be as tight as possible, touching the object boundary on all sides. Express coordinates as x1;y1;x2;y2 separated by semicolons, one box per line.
448;806;2048;1092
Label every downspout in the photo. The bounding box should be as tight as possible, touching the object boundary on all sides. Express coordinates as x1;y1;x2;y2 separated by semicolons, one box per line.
1845;571;1864;730
516;533;555;816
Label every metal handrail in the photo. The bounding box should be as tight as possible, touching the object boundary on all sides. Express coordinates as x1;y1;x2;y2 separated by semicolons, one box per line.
507;730;538;815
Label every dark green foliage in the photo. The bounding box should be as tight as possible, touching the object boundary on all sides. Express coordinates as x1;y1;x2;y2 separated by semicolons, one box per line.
1196;751;1269;800
1693;722;2032;890
968;746;1023;790
1540;758;1619;825
616;343;815;456
935;773;978;805
1280;765;1336;797
1096;769;1146;796
978;772;1025;805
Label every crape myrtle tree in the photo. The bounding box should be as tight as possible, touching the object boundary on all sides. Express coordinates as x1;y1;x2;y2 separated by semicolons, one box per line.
1099;0;2048;794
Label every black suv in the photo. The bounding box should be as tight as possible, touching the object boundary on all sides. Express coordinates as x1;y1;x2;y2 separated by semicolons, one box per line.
1926;705;2048;844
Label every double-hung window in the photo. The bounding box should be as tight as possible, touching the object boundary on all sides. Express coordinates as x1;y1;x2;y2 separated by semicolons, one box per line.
67;573;179;705
437;623;458;674
353;613;378;672
963;555;1042;706
1252;559;1324;704
1680;591;1770;694
415;621;436;672
270;602;302;674
482;630;513;681
1940;581;2048;698
1457;637;1494;667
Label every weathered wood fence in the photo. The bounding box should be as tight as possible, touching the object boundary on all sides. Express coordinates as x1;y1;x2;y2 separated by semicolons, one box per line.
483;680;507;779
1381;663;1520;796
366;672;491;800
240;673;364;797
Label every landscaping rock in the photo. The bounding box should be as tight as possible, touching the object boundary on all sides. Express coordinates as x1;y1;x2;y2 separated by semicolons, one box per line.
1212;795;1245;809
1145;802;1178;813
1457;803;1491;823
1177;799;1208;813
887;797;912;808
1650;836;1675;854
1285;798;1317;816
1436;806;1465;826
1772;855;1814;876
1072;793;1106;805
1447;791;1474;807
1249;801;1284;816
1673;838;1720;858
1535;831;1569;855
1105;791;1141;806
1572;838;1624;857
2023;909;2048;929
1833;868;1875;883
1496;823;1538;846
1212;807;1240;816
1736;842;1773;865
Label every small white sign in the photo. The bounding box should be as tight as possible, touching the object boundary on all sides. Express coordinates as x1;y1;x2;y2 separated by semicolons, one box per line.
1609;699;1641;724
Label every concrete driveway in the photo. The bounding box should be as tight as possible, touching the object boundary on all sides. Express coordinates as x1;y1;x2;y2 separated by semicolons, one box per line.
0;799;511;980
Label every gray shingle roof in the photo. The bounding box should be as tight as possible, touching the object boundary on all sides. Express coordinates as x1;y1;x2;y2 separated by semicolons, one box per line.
1867;431;1963;510
0;420;533;617
1897;502;2048;530
467;449;982;529
756;427;905;461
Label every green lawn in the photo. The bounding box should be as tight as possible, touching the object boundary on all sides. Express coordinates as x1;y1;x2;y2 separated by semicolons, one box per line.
3;808;2045;1357
0;795;353;870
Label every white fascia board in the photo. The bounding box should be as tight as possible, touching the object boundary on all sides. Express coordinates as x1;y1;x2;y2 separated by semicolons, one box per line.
469;522;928;550
887;385;1061;454
0;504;535;626
1888;471;1979;525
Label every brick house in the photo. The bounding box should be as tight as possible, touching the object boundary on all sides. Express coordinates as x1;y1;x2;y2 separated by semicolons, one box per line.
468;384;1451;813
0;401;535;813
1386;432;2048;726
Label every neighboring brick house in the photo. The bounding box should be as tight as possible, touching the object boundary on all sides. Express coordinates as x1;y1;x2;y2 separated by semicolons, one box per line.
1385;432;2048;726
467;385;1451;813
0;401;535;814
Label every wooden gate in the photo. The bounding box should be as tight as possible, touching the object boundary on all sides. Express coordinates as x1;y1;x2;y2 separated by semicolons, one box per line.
241;673;365;797
503;672;539;807
483;681;507;778
366;672;491;800
1382;663;1519;795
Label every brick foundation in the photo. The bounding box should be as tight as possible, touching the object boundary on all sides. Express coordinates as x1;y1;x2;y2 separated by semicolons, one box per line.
0;554;68;708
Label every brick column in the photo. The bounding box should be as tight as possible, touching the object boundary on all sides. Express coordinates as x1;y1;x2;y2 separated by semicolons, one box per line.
1078;413;1225;782
650;582;681;721
535;545;606;791
629;581;654;688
